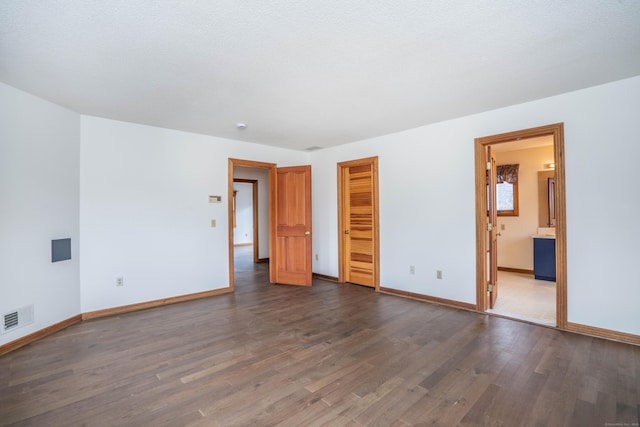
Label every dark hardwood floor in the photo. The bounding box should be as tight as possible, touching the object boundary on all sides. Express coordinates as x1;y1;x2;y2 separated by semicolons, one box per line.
1;245;639;426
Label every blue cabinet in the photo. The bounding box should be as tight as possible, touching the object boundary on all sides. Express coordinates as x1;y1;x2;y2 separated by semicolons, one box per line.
533;237;556;281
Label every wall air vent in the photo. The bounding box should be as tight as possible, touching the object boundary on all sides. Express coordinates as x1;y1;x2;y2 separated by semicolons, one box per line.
2;305;34;334
4;312;18;330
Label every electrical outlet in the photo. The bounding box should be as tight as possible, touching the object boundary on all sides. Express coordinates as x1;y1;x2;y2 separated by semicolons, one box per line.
116;277;124;287
409;265;415;275
436;270;442;279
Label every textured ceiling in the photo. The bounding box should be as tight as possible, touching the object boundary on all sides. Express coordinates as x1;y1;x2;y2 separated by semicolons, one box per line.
1;1;640;151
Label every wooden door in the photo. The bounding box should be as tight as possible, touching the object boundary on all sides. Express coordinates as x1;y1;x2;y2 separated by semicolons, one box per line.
274;165;312;286
339;157;378;288
487;147;499;308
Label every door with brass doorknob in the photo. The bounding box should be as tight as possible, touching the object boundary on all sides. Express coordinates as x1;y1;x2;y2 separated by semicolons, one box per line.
274;165;312;286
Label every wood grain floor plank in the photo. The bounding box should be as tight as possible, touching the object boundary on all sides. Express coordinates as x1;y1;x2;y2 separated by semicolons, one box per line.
329;376;406;424
398;336;509;425
354;375;429;426
1;247;639;426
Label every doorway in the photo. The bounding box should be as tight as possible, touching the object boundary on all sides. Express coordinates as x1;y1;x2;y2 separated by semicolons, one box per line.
337;156;380;290
228;159;313;289
228;159;276;291
233;178;259;264
489;139;556;325
475;123;567;328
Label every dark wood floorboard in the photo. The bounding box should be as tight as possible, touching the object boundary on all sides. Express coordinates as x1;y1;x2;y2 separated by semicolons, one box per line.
1;246;639;426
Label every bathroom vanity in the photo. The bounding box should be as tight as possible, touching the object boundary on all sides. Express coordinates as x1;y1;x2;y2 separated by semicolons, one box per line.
532;232;556;281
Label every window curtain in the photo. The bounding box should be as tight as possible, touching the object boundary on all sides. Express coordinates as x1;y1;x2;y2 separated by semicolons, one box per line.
497;164;519;184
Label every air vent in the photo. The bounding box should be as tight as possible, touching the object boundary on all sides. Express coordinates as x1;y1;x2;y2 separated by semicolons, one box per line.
305;146;322;151
2;305;34;334
4;312;18;329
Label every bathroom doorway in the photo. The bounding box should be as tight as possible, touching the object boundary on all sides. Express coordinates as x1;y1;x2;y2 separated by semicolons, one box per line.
474;123;567;328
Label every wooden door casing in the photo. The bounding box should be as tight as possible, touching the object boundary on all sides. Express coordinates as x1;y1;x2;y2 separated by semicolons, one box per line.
274;165;312;286
475;123;566;329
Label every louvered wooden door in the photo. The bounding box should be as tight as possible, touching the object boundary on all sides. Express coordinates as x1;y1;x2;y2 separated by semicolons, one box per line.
339;158;378;288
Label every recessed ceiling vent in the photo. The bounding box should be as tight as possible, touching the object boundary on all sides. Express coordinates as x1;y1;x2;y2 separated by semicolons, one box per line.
2;305;34;334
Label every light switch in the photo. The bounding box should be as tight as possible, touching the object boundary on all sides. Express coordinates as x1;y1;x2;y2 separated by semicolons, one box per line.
211;219;216;228
209;195;222;203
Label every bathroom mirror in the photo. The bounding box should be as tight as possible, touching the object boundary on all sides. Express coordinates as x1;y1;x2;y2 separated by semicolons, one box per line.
548;178;556;226
537;170;555;227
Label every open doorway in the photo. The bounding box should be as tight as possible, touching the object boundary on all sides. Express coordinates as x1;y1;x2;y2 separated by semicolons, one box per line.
228;159;276;290
232;178;259;278
228;159;313;289
233;178;259;262
475;123;567;328
487;138;556;325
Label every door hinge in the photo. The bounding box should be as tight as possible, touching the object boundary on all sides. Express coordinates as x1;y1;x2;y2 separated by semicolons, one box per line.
488;283;493;292
486;161;491;171
486;223;493;231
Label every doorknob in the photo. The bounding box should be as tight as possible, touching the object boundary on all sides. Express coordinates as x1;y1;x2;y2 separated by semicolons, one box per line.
305;231;311;235
344;230;350;234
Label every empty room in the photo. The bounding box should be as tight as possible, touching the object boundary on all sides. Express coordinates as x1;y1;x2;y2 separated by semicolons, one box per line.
1;1;640;426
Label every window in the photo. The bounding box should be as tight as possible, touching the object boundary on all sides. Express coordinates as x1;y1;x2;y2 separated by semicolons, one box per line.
497;164;519;216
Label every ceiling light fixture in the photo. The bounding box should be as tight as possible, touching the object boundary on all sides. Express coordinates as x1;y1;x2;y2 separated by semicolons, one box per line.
236;122;247;130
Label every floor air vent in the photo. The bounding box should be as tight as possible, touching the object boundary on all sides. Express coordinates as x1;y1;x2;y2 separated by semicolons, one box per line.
2;305;34;334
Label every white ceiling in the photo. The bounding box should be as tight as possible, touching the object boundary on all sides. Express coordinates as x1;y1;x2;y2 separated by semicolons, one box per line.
491;135;553;153
2;1;639;151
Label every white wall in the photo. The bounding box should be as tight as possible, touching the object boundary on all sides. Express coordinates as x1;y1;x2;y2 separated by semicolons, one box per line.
233;166;270;259
80;116;306;313
311;75;640;336
0;83;80;346
233;181;254;245
312;122;477;304
3;75;640;344
496;145;555;270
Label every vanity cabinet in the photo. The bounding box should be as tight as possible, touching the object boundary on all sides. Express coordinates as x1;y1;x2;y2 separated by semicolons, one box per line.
533;237;556;281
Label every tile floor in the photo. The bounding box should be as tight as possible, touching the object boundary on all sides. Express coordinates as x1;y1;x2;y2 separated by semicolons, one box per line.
487;271;556;326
